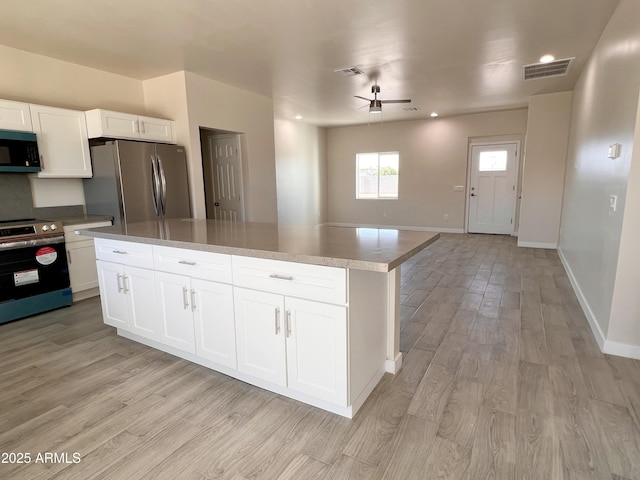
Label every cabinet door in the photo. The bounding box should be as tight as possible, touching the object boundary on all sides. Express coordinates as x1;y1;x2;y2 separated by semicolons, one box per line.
30;105;92;178
96;260;129;330
234;287;286;386
285;298;347;406
138;115;174;143
192;278;236;368
86;109;140;140
124;266;159;342
155;271;196;354
67;239;100;293
0;99;32;131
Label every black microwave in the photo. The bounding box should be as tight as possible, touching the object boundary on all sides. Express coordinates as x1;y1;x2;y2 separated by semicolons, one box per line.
0;130;41;173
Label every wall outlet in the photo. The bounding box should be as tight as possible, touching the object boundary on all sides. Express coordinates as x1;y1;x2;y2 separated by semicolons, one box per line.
383;210;388;218
444;214;449;221
609;195;617;215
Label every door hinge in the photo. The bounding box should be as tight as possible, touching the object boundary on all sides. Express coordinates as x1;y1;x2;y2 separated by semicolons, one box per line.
511;218;513;224
513;185;515;191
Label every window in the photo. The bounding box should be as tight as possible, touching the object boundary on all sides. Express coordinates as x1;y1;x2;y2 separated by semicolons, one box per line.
478;150;507;171
356;152;399;199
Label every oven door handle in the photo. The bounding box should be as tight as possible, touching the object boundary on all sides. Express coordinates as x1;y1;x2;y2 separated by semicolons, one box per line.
0;236;65;251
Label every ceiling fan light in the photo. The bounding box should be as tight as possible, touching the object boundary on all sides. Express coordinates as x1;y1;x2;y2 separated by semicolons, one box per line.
369;105;382;113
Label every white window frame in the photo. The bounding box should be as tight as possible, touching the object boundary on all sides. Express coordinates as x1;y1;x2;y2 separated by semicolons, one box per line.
355;151;399;200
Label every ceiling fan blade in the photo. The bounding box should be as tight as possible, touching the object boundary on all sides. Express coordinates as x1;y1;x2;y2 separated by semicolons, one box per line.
354;95;373;102
380;99;412;104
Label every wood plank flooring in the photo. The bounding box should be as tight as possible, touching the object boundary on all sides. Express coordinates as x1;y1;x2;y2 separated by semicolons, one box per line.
1;233;640;479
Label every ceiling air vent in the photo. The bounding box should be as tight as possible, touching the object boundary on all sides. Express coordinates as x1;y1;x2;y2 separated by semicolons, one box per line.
522;57;575;80
403;107;419;111
334;66;364;77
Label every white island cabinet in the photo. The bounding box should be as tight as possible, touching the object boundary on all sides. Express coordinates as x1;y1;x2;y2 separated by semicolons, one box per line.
85;220;439;418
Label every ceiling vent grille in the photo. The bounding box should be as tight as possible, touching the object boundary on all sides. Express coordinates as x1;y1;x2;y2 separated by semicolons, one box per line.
403;107;419;111
334;66;364;77
522;58;575;80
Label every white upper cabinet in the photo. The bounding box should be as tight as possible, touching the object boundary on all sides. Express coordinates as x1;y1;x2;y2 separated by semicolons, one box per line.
0;99;33;132
86;109;175;144
30;105;92;178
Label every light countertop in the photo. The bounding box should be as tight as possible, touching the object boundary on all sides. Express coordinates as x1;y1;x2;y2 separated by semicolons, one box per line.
78;219;440;272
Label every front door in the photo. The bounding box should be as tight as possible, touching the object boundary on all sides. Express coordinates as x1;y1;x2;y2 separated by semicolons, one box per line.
467;143;518;234
206;135;244;221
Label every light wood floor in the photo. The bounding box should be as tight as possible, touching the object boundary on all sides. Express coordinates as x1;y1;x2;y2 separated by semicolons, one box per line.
2;234;640;479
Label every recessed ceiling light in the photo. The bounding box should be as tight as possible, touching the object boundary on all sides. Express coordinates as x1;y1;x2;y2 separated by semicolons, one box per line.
539;54;555;64
295;115;303;120
430;112;439;117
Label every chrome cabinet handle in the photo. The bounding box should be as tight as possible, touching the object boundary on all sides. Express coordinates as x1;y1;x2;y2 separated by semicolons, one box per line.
40;154;45;170
275;307;280;334
182;287;189;310
269;274;294;281
67;250;72;264
116;274;123;293
112;250;128;255
191;289;197;312
286;310;292;337
122;275;129;294
140;120;145;134
178;260;197;266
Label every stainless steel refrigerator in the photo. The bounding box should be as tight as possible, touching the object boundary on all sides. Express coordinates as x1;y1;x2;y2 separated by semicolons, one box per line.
83;140;191;225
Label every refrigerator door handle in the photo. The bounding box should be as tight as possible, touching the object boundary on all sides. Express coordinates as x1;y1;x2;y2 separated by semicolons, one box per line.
151;155;161;216
157;154;168;216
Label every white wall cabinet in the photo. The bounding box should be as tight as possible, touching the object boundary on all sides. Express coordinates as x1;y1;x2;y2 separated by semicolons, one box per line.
234;287;347;405
85;109;175;144
30;105;92;178
0;99;32;131
64;221;112;302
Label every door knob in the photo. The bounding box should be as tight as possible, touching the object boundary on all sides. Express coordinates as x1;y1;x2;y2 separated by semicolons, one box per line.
470;193;477;197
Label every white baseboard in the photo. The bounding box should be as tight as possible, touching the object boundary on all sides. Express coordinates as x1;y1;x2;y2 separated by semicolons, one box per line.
328;222;464;234
557;247;606;351
603;340;640;360
384;352;403;374
517;241;558;249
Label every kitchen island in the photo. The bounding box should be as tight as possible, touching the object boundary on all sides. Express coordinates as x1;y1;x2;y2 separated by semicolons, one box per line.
80;219;439;417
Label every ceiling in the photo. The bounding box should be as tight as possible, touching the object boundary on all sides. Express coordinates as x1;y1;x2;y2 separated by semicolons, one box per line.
0;0;620;126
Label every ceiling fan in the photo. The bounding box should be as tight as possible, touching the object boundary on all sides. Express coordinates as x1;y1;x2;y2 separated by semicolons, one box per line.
355;85;411;113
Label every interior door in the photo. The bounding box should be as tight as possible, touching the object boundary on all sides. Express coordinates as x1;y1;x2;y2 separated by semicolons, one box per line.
207;135;244;221
467;143;518;234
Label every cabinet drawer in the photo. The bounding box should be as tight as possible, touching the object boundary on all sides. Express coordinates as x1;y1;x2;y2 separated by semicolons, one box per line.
94;238;153;269
153;245;231;283
232;256;346;304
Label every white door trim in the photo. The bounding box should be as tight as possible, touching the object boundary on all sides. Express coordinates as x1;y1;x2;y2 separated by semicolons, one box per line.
465;140;520;235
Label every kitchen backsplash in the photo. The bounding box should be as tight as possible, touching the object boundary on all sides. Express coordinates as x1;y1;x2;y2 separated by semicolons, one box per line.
34;205;85;218
0;174;34;220
0;173;85;221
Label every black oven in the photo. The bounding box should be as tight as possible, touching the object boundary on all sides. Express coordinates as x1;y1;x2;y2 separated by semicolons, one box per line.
0;129;41;173
0;222;71;323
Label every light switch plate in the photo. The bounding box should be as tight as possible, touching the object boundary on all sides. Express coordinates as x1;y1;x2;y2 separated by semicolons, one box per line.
453;185;465;191
608;143;621;159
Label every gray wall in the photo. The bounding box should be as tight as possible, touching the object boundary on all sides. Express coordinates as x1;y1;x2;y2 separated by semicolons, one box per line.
559;0;640;351
326;109;528;231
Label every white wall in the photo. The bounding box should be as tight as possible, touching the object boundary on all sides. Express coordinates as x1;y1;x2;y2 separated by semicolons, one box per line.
143;71;279;222
559;0;640;354
607;98;640;351
274;118;327;225
0;45;146;208
326;110;528;231
518;92;573;248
